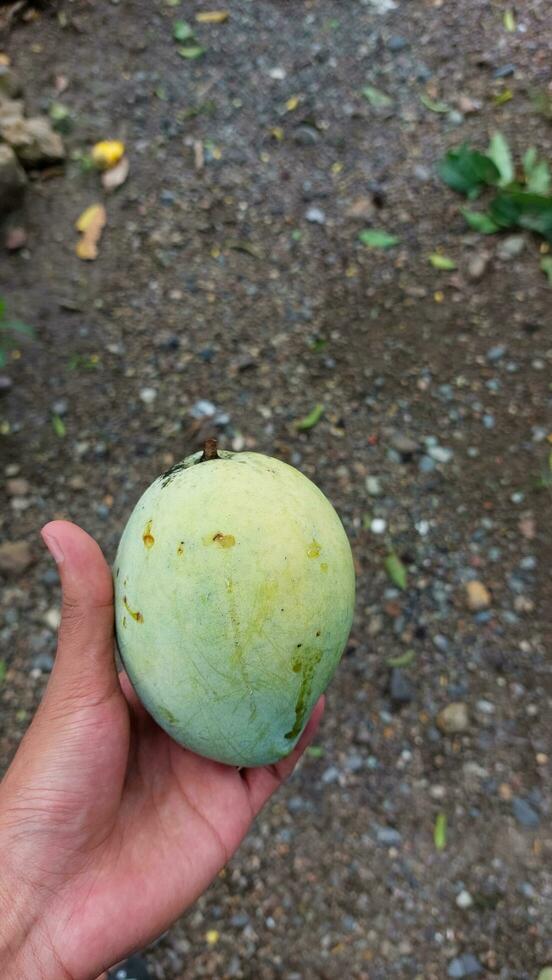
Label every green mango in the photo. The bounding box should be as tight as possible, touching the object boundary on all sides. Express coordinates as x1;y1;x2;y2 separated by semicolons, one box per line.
114;449;355;766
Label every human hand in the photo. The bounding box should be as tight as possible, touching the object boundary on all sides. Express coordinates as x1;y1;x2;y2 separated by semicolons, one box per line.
0;521;324;980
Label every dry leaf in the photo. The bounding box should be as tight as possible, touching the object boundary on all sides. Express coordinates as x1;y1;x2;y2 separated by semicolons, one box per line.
193;140;204;171
55;74;69;95
102;155;129;191
75;204;106;261
91;140;125;170
195;11;229;23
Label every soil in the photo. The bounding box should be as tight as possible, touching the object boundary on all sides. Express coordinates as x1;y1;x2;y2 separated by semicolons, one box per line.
1;1;551;978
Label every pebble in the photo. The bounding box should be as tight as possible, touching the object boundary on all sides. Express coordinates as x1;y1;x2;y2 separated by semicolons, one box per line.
389;667;413;705
467;254;489;281
496;235;525;261
365;475;383;496
419;455;436;473
0;375;13;394
387;35;409;51
190;399;216;419
390;431;419;456
428;446;453;464
465;580;491;611
486;344;506;363
32;652;54;673
305;206;326;225
139;387;157;405
371;518;387;535
43;607;61;631
511;797;540;829
321;766;340;784
42;567;59;587
51;398;69;416
447;953;483;977
0;540;33;575
436;702;469;735
294;126;320;146
376;826;402;845
456;889;474;909
6;477;29;496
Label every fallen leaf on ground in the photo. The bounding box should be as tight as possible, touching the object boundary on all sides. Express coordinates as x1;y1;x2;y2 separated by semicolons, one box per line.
285;95;300;112
429;253;457;270
462;209;500;234
178;45;205;59
384;553;408;590
503;8;516;31
173;20;194;41
294;403;324;431
195;10;229;23
487;131;514;186
102;155;129;191
91;140;125;170
359;229;400;249
438;145;500;197
386;650;416;668
420;93;449;113
362;85;393;108
52;413;66;437
434;812;447;851
75;203;107;261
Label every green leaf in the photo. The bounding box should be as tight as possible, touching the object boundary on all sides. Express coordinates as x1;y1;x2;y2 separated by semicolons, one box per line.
420;93;449;113
540;256;552;284
429;253;457;270
438;145;500;198
434;812;447;851
522;147;551;195
173;19;194;41
362;85;393;108
0;660;6;685
52;413;66;438
359;229;400;249
487;131;514;186
178;45;205;59
306;745;325;758
491;189;552;242
386;649;416;668
0;298;5;319
1;319;35;339
462;209;500;234
294;403;324;431
384;552;408;590
503;8;516;32
493;88;513;106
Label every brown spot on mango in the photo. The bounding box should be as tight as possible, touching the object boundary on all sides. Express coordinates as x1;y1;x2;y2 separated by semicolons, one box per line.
212;532;236;549
123;596;144;623
177;541;185;557
307;540;321;559
143;519;155;549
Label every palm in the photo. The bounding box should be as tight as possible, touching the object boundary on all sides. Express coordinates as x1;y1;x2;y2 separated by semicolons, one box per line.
0;521;322;980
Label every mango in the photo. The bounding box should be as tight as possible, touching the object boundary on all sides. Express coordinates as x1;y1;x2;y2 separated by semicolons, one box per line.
114;446;355;766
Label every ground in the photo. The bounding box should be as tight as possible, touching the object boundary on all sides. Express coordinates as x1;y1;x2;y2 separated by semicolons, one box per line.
0;1;551;977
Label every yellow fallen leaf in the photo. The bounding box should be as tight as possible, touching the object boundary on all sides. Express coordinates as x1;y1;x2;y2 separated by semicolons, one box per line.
286;95;300;112
196;10;229;23
205;929;219;945
75;204;106;261
91;140;125;170
102;155;130;192
270;126;284;140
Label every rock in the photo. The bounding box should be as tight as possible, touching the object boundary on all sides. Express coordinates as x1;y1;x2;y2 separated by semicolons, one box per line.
346;196;374;221
486;344;506;362
0;540;33;575
389;668;413;705
365;475;382;496
305;206;326;225
376;826;402;845
428;445;453;464
0;66;22;99
293;125;320;146
32;652;55;673
0;143;27;214
465;580;491;611
68;474;86;491
466;253;490;281
511;797;540;829
43;607;61;631
0;116;65;167
0;375;13;395
370;518;386;535
5;477;29;496
456;889;474;909
0;96;24;125
419;454;436;473
447;953;483;977
139;387;157;405
496;235;525;261
436;702;469;735
5;226;27;251
390;432;419;456
387;35;409;52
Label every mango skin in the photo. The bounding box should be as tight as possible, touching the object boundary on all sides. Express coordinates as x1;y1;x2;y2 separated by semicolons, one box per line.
114;450;355;767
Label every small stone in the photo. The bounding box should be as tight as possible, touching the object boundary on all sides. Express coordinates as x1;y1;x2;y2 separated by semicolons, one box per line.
370;518;387;535
387;35;409;51
365;475;382;496
496;235;525;261
1;116;65;166
436;702;469;735
190;399;217;419
0;540;33;575
346;196;374;221
42;567;59;587
0;143;27;214
305;206;326;225
32;652;55;673
6;477;29;496
428;445;453;464
293;125;320;146
465;580;491;611
390;431;419;456
511;797;540;829
0;375;13;395
419;454;436;473
486;344;506;362
139;387;157;405
467;254;489;281
5;226;27;251
447;953;483;978
68;474;86;491
321;765;340;784
456;890;474;909
376;826;402;845
389;668;413;705
51;398;69;417
43;607;61;631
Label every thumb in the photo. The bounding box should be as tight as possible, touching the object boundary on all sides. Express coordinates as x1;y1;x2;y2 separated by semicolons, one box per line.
40;520;118;708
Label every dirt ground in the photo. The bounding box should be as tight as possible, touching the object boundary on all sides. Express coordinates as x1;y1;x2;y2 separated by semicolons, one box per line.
1;1;551;977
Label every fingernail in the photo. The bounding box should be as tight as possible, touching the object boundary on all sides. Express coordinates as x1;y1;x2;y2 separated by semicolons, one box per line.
41;530;64;564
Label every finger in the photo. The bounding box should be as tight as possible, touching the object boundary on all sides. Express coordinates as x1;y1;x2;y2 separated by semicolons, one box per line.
242;696;325;814
40;520;118;708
